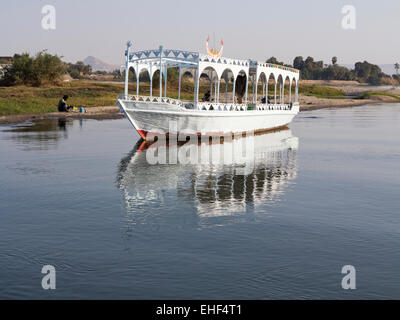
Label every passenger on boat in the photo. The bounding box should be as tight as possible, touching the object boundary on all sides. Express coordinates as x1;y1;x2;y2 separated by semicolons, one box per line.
58;95;73;112
202;91;211;102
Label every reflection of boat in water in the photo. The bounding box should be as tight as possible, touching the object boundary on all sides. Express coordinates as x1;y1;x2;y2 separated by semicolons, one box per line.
117;129;299;224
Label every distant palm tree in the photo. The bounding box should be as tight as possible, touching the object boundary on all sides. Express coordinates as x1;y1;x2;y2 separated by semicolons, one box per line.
394;63;400;87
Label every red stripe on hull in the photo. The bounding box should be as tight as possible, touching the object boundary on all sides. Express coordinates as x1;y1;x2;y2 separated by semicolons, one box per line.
135;124;290;141
137;130;147;139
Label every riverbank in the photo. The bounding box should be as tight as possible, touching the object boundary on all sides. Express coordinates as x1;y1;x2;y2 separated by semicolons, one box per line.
299;93;399;111
1;81;399;125
1;98;396;125
0;106;123;125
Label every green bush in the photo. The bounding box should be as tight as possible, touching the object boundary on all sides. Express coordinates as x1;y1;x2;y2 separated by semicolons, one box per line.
1;51;66;87
356;91;400;100
66;61;92;79
299;84;346;98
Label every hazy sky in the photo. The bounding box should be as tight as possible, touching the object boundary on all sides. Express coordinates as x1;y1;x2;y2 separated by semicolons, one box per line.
1;0;399;66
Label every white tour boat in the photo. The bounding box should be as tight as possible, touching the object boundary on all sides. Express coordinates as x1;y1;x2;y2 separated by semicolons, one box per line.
117;39;300;140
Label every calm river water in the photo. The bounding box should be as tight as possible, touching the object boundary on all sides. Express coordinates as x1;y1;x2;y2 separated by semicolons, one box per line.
0;103;399;299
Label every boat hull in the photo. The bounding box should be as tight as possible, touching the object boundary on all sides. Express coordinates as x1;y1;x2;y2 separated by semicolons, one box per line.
117;100;299;139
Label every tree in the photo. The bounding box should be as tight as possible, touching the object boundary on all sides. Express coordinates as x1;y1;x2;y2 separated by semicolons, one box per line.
354;61;386;84
66;61;92;79
266;57;283;65
293;56;304;70
112;69;122;80
332;56;338;65
1;51;65;86
1;53;34;85
393;74;400;84
395;63;400;76
367;74;381;85
295;56;324;80
32;51;66;85
322;65;355;81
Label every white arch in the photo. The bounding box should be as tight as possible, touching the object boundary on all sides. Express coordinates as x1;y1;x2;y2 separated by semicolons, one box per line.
137;68;151;96
255;71;267;103
127;65;137;78
220;68;234;103
127;65;140;96
294;76;299;103
283;75;291;104
150;66;160;78
199;65;219;80
199;65;219;103
267;73;277;104
275;74;284;104
233;70;248;104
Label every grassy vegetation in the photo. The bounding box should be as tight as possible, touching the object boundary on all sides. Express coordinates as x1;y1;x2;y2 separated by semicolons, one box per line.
0;81;204;116
0;80;348;117
298;84;346;99
355;91;400;100
0;82;122;116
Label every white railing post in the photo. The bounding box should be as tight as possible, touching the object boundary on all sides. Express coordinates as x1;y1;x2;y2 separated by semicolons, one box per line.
150;63;153;97
164;66;167;97
195;65;200;107
159;45;163;99
214;75;217;102
124;41;132;99
216;80;220;103
255;74;258;104
136;62;139;97
232;76;236;104
244;74;248;104
262;77;265;98
210;71;213;101
178;66;181;100
225;77;228;103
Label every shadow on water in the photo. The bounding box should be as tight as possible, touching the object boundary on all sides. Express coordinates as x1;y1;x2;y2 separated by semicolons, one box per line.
0;118;83;151
116;129;299;232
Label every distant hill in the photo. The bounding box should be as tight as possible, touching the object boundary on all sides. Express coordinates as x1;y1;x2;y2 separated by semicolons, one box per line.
83;56;119;72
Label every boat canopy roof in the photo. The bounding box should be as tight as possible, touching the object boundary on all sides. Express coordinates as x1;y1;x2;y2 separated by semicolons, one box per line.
126;45;300;84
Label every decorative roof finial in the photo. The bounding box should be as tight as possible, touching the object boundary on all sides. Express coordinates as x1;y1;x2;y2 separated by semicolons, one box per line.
206;35;223;58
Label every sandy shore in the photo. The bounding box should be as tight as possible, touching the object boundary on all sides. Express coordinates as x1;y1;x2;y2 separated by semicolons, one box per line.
1;94;399;125
299;94;399;111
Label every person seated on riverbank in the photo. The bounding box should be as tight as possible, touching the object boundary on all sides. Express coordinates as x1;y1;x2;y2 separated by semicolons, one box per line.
261;97;266;104
202;91;211;102
58;95;73;112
